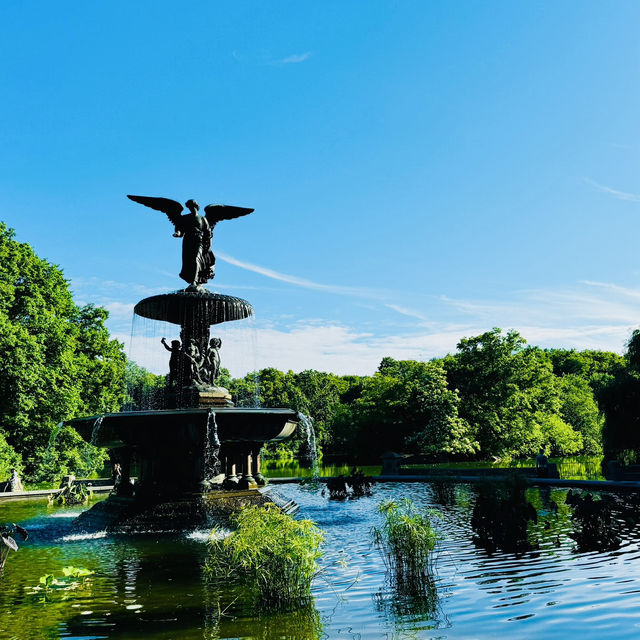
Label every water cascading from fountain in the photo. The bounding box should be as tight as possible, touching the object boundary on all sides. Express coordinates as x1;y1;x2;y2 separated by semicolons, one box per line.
204;410;221;482
298;414;320;480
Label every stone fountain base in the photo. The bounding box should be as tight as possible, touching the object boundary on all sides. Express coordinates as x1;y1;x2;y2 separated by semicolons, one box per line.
69;404;300;533
74;487;297;533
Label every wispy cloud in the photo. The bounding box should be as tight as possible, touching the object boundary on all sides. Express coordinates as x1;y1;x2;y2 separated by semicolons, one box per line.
232;50;312;66
280;52;312;64
384;303;430;322
216;251;386;299
583;177;640;203
117;315;636;378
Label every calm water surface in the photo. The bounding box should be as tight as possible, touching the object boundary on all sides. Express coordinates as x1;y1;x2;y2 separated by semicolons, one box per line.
1;482;639;639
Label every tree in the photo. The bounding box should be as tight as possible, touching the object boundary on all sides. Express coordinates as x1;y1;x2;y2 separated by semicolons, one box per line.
443;329;582;459
600;330;640;461
0;222;127;480
547;348;625;397
330;359;477;460
557;375;603;454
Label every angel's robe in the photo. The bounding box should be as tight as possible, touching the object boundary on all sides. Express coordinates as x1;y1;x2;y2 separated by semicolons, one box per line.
177;213;216;286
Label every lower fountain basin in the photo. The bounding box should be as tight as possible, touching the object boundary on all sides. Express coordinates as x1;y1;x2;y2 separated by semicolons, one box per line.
73;407;299;449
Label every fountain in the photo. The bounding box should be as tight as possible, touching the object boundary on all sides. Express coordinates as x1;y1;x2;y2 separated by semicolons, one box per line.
70;195;300;531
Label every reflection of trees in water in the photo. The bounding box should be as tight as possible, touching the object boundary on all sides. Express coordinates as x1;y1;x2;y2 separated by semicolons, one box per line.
563;489;640;552
471;475;539;554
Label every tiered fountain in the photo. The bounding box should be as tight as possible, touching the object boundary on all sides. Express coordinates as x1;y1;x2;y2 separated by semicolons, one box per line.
71;195;300;531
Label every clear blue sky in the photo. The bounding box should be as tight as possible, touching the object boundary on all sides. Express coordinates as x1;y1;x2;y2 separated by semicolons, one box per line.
1;2;640;375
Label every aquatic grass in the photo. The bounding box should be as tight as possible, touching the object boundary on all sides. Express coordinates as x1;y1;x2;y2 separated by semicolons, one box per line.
205;504;324;610
325;468;374;499
372;499;438;590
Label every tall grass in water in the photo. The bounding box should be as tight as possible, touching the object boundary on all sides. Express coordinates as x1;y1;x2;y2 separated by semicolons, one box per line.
372;499;438;591
205;504;324;610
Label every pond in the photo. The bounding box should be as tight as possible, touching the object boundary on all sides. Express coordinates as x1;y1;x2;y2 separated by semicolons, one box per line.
1;481;639;639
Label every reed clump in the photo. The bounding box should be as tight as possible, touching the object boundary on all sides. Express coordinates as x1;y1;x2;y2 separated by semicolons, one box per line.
372;499;438;589
205;504;324;610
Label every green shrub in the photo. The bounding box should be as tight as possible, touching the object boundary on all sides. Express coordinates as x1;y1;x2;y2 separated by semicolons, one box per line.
372;499;438;589
205;504;324;610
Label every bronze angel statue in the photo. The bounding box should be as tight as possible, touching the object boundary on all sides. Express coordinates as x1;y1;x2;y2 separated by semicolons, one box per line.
127;195;253;290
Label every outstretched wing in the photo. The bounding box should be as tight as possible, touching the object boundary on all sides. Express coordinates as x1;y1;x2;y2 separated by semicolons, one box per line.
127;195;184;227
204;204;254;225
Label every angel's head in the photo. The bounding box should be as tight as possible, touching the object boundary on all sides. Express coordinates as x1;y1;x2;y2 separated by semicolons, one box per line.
185;199;200;214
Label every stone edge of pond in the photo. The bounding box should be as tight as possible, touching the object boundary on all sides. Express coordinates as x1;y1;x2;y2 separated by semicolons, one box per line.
267;475;640;492
5;475;640;502
0;485;114;502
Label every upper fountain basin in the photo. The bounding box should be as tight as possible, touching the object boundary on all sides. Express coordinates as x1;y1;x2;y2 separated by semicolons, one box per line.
134;290;253;326
72;408;299;449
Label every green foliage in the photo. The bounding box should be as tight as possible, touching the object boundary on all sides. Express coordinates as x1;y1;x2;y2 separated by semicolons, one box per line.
599;331;640;461
122;360;166;410
372;499;438;589
205;504;324;610
37;565;94;592
331;360;477;460
0;433;22;481
443;329;588;459
226;327;619;463
0;222;126;480
557;375;603;454
548;348;625;396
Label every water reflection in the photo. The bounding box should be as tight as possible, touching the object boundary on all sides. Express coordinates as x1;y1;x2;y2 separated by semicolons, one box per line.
374;574;445;635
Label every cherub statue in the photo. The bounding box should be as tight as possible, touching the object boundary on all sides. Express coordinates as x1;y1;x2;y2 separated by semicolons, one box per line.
183;338;205;386
127;195;253;291
161;337;183;387
205;337;222;385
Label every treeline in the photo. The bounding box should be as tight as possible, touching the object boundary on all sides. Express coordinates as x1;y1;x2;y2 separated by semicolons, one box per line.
227;329;625;462
129;326;640;463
